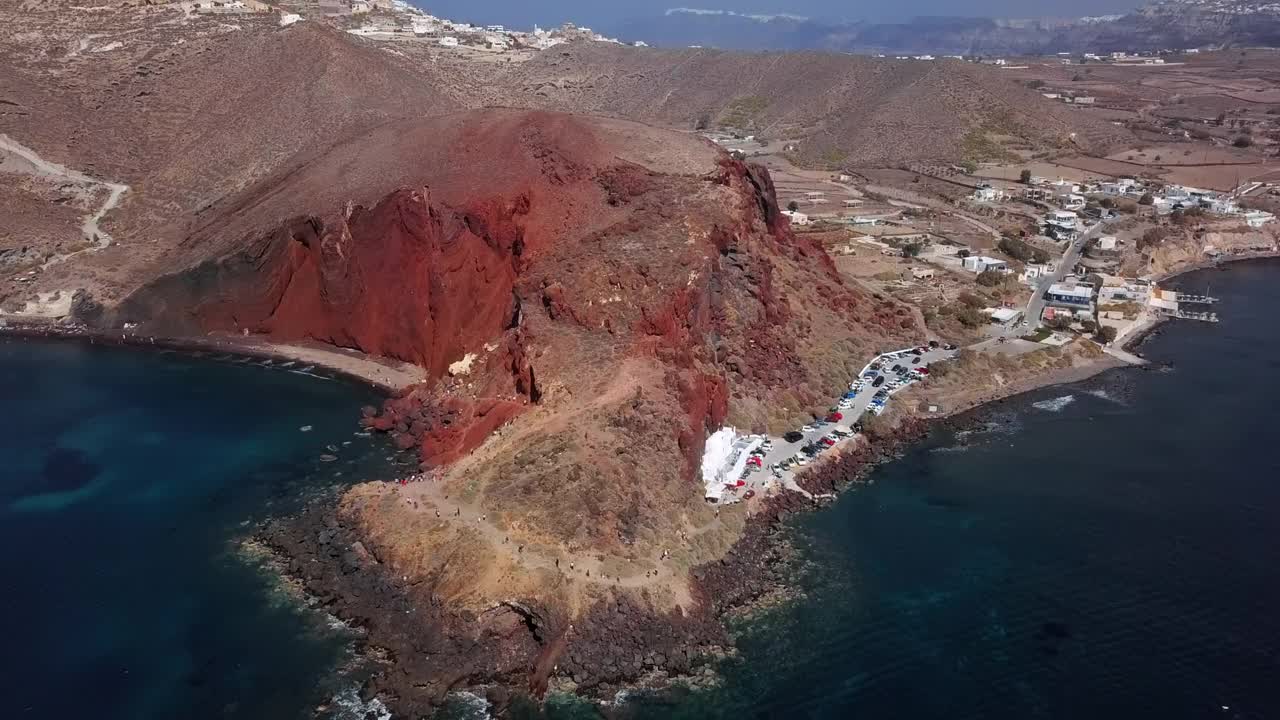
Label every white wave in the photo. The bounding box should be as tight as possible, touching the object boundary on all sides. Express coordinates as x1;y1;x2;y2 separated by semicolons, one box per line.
930;444;970;454
444;691;493;719
1032;395;1076;412
1084;388;1126;405
329;686;392;720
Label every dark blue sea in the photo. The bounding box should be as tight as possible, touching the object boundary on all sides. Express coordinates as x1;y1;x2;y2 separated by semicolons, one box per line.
0;340;399;719
540;260;1280;719
4;260;1279;720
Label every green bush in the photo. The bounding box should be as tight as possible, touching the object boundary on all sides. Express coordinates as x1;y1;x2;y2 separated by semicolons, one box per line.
957;307;986;328
998;236;1050;264
976;269;1005;287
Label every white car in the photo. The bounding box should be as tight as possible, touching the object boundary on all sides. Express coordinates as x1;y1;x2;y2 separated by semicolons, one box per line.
801;424;817;432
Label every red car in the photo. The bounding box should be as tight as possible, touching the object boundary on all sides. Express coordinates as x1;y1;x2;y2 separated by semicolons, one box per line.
825;412;843;422
821;438;836;447
915;367;930;375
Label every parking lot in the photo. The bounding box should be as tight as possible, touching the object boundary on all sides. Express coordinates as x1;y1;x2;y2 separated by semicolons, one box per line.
715;343;957;504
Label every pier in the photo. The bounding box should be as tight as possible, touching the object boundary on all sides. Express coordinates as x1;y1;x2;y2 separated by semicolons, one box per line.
1173;293;1219;304
1159;308;1220;322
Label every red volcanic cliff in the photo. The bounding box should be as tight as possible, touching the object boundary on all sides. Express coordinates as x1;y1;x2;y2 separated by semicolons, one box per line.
117;110;920;549
121;189;527;379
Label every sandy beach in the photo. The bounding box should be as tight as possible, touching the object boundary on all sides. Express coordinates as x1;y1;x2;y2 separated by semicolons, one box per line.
0;322;427;393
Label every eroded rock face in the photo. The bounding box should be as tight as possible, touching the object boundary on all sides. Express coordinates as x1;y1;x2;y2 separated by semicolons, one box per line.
119;188;527;379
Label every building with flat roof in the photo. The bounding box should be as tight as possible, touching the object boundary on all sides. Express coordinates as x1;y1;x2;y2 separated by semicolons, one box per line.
1045;282;1094;309
782;210;810;226
987;307;1023;327
963;256;1008;273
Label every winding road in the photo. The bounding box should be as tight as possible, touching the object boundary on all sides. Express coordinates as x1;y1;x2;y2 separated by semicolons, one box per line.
0;133;130;270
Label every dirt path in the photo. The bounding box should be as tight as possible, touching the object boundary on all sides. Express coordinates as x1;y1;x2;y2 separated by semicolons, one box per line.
0;133;130;270
953;212;1001;239
388;475;728;608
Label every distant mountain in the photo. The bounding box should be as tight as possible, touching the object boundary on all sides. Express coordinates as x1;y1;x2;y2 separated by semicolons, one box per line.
614;1;1280;55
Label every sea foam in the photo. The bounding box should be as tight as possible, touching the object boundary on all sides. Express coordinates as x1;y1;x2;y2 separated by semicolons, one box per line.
330;686;392;720
1032;395;1076;412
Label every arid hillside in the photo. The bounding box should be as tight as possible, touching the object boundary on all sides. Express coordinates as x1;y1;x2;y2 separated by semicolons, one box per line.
481;42;1131;167
0;7;456;308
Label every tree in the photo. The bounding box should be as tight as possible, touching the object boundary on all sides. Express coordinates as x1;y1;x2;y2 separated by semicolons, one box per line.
928;359;953;378
1081;319;1097;333
999;236;1051;265
1045;316;1073;331
1233;135;1254;148
957;307;986;328
694;113;712;131
957;291;986;309
902;243;923;258
786;200;800;212
976;269;1004;287
1019;169;1033;184
1138;192;1155;206
1096;325;1118;344
1139;227;1174;250
957;249;972;258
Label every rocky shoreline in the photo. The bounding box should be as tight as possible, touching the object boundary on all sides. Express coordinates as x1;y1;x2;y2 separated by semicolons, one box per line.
9;255;1272;717
252;415;950;718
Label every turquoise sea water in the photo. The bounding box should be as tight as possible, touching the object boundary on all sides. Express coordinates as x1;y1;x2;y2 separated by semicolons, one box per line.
0;340;398;719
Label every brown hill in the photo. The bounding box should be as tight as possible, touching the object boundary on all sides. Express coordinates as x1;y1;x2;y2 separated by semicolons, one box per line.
483;42;1131;167
0;8;455;305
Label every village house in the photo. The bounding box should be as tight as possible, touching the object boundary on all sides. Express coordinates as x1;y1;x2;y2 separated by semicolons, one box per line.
909;267;936;280
962;255;1008;274
971;184;1006;202
1043;210;1080;241
1098;178;1139;196
1044;281;1095;310
1244;210;1275;228
782;210;810;226
986;307;1024;328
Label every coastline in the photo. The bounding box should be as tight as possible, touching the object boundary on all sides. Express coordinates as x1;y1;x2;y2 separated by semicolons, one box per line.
0;321;426;393
5;253;1271;714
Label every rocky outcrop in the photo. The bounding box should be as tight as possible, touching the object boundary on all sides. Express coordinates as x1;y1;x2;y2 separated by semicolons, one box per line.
118;188;527;379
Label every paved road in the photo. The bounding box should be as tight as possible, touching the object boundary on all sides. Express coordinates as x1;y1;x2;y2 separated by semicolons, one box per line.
720;345;957;503
1020;219;1110;333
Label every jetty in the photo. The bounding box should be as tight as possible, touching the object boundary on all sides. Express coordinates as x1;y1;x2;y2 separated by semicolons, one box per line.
1173;293;1218;305
1159;308;1219;323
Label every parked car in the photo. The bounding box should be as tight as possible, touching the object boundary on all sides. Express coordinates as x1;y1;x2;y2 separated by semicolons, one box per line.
944;343;957;350
911;348;923;356
915;367;930;375
912;356;922;364
929;340;940;348
873;377;886;387
784;431;804;443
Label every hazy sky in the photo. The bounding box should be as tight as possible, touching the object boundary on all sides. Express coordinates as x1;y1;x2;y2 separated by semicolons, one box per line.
413;1;1143;30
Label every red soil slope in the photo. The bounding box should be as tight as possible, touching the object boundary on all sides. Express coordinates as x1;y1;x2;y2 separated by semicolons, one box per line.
119;109;918;550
